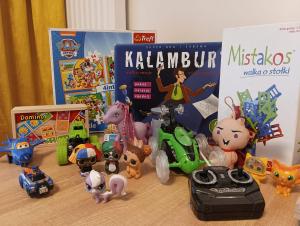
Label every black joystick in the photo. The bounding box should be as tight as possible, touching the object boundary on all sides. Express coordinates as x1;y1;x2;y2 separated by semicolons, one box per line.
228;168;253;184
189;166;265;221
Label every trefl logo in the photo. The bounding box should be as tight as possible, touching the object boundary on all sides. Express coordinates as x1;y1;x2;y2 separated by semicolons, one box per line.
228;45;293;66
133;33;155;43
56;39;80;58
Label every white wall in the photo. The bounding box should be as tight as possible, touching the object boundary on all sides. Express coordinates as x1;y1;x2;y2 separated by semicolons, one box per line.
127;0;300;42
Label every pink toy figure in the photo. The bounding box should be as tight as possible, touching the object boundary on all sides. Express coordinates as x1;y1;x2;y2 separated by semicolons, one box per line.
103;101;151;145
210;116;254;169
85;170;127;203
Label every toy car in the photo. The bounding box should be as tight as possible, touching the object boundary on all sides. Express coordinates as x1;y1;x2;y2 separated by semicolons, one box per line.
56;121;100;165
19;166;54;197
149;105;206;183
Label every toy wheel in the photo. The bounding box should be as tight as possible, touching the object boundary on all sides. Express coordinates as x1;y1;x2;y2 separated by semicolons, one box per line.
26;189;35;198
57;138;68;165
19;176;23;188
89;134;100;150
156;150;170;184
149;136;159;165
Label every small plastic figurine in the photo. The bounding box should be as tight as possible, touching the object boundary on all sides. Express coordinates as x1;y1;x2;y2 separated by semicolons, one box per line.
271;159;300;196
243;153;268;185
103;101;151;146
68;143;102;164
210;115;254;169
102;141;122;174
85;170;127;203
0;136;44;166
76;147;97;176
123;139;151;179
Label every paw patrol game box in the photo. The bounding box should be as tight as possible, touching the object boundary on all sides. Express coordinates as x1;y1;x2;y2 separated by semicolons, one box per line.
49;29;155;132
218;22;300;165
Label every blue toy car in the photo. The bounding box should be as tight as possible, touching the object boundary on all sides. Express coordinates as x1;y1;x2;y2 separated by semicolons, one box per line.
19;166;54;197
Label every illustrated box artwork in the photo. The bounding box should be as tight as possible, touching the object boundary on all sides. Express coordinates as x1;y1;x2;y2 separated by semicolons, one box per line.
49;29;156;132
11;104;88;144
114;43;222;135
218;22;300;165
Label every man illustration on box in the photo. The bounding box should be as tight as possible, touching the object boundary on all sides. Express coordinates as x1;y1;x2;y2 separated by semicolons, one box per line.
156;66;216;105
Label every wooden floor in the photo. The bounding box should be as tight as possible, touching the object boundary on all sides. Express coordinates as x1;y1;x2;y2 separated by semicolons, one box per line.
0;144;299;226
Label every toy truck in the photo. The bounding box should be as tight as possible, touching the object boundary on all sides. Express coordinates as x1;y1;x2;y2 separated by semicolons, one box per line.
56;121;100;165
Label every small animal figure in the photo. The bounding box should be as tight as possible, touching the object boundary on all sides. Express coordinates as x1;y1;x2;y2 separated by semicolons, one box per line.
211;116;254;169
85;170;127;203
123;139;151;179
102;141;123;174
272;160;300;196
103;101;151;145
243;153;268;185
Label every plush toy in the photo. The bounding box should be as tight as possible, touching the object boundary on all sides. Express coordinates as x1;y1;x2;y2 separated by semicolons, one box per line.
210;115;254;169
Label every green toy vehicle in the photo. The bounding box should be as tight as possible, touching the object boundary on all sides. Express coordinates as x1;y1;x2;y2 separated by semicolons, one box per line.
149;105;207;184
56;121;100;165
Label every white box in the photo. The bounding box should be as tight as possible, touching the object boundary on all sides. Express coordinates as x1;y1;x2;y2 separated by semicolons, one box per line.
218;22;300;165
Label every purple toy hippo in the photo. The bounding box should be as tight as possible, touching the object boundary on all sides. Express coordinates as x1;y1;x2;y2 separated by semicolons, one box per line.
103;101;151;145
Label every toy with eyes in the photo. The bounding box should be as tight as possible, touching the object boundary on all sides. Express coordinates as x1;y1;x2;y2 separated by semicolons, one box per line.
123;139;151;179
85;170;127;203
76;147;98;176
271;159;300;196
85;170;106;203
209;116;254;169
243;153;268;185
102;141;123;174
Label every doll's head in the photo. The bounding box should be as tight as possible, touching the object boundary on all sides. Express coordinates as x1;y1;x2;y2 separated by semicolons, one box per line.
212;116;253;151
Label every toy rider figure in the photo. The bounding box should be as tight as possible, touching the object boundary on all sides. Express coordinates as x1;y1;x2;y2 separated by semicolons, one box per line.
156;66;216;126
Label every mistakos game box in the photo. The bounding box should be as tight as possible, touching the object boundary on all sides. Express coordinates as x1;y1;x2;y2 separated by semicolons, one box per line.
11;104;88;144
218;22;300;164
49;29;155;132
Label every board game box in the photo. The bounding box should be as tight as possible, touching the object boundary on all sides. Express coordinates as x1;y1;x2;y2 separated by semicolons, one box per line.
114;43;221;135
49;29;156;132
11;104;88;144
218;22;300;165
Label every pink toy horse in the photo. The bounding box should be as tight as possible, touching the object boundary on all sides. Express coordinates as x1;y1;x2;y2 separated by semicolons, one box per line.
103;101;151;145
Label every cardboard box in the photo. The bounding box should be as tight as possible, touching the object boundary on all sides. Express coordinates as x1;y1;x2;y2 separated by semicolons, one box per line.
114;42;221;135
49;29;156;132
11;104;88;144
218;22;300;165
